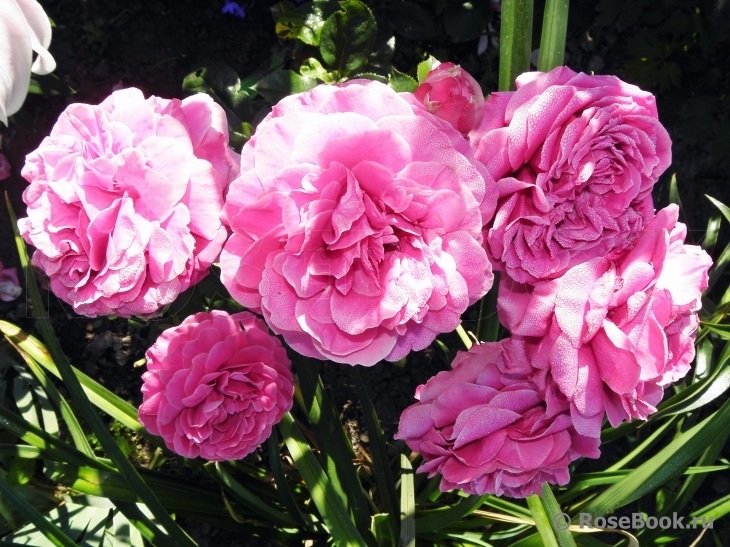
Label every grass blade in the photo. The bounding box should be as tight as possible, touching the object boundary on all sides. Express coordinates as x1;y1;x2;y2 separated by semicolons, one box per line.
277;412;368;547
398;455;415;547
540;484;576;547
6;196;196;547
0;477;76;547
526;494;559;547
582;394;730;517
351;368;398;527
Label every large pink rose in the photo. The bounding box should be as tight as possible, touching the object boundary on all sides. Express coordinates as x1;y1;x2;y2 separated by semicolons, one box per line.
220;80;497;366
138;310;294;461
18;88;239;317
395;339;600;498
414;62;485;135
470;67;671;284
499;205;712;435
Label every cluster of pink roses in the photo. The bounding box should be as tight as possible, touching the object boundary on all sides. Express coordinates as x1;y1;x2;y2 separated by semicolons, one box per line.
395;65;711;497
16;64;710;495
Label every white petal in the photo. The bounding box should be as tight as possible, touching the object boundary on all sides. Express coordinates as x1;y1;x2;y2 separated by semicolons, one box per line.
0;0;33;124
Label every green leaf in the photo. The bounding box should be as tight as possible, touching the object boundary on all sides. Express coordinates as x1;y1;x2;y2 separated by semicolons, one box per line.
443;1;491;43
702;215;722;254
526;494;559;547
668;174;684;212
209;462;296;527
294;358;375;545
398;455;415;547
277;412;369;547
537;0;569;71
385;2;435;41
415;495;488;533
0;477;76;547
582;394;730;517
539;484;576;547
371;513;396;547
267;429;316;531
254;70;318;103
319;0;377;73
182;63;255;119
416;56;440;83
499;0;534;91
6;457;36;487
299;58;336;83
351;368;398;531
26;74;75;97
388;68;418;93
274;1;329;46
5;197;198;547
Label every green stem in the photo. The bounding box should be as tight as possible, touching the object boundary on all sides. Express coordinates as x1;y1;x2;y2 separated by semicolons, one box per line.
499;0;535;91
537;0;570;71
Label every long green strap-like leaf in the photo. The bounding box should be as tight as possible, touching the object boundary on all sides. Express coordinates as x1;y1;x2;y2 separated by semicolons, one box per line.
351;368;398;529
499;0;534;91
0;476;77;547
526;494;560;547
537;0;569;71
6;196;197;547
398;455;415;547
277;412;368;547
540;484;577;547
583;394;730;517
415;495;488;534
295;358;375;544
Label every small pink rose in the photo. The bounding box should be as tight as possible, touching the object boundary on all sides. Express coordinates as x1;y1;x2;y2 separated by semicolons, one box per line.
395;339;600;498
138;310;294;461
470;67;671;284
414;62;485;135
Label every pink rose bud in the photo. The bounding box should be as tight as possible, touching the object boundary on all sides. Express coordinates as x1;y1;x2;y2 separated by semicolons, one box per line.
138;311;294;461
395;339;600;498
17;88;240;318
0;153;11;180
0;262;21;301
414;62;485;135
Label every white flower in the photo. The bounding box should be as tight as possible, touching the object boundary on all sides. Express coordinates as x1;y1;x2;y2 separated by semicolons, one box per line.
0;0;56;125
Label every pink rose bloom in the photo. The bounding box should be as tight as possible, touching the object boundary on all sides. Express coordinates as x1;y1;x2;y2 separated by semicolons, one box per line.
18;88;239;317
0;261;22;301
499;205;712;435
138;310;294;461
414;62;485;135
221;80;497;366
470;67;672;284
395;339;600;498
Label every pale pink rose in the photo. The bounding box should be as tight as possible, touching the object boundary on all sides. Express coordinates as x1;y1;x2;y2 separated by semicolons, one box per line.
138;310;294;461
18;88;239;317
414;62;485;135
470;67;671;284
220;80;497;366
498;205;712;435
0;261;22;301
395;339;600;498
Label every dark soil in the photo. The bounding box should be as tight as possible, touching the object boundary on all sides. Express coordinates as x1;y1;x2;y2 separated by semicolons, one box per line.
1;1;729;546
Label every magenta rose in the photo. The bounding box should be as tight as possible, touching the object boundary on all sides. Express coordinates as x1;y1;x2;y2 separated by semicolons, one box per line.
220;80;497;366
395;339;600;498
0;261;21;301
414;62;485;135
138;310;294;461
18;88;239;317
499;205;712;435
470;67;671;284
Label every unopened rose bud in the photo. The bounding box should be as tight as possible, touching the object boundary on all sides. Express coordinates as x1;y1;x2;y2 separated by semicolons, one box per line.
414;62;484;135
